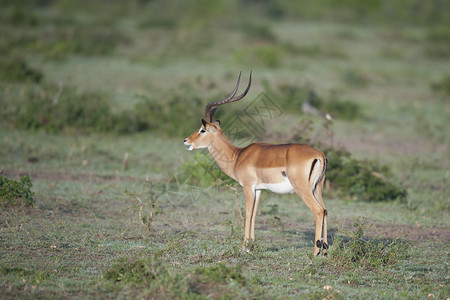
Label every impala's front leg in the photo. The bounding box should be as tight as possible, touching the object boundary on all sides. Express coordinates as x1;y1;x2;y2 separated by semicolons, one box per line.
250;190;261;241
242;185;257;250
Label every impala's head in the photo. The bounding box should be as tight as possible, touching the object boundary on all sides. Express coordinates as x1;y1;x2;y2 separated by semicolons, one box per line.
184;119;222;151
184;71;252;151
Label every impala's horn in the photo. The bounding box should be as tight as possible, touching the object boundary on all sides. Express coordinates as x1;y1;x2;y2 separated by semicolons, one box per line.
203;71;252;122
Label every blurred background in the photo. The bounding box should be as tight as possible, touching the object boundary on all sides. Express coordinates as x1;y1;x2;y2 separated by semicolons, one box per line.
0;1;449;298
1;0;449;137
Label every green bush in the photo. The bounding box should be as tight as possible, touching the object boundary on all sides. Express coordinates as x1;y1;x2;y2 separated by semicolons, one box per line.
194;263;246;285
324;146;407;202
104;255;167;285
1;80;216;136
234;45;283;68
4;84;113;134
0;174;34;207
431;74;450;96
42;27;130;60
425;26;450;60
180;152;235;188
267;83;362;121
0;16;129;60
330;216;409;269
4;8;39;26
0;57;43;83
104;255;251;298
342;69;369;88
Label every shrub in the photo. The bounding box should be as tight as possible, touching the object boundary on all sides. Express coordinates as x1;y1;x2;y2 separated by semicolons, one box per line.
104;255;251;298
5;84;113;134
431;74;450;96
267;83;362;121
234;45;283;68
330;216;409;269
42;27;130;60
194;263;246;285
235;20;277;42
324;146;407;202
0;174;34;207
4;8;39;26
425;26;450;59
104;255;167;285
0;57;43;83
342;69;369;88
180;152;235;188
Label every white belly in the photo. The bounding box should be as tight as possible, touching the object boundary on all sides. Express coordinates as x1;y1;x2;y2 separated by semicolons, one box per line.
256;178;295;194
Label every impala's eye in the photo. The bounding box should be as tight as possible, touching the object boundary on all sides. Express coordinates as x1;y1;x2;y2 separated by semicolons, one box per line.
200;129;206;133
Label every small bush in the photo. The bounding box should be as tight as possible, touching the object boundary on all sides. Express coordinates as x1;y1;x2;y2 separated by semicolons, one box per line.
425;26;450;59
268;83;362;121
330;216;409;269
236;21;277;42
104;255;166;285
0;174;34;207
194;263;246;285
324;146;407;202
43;27;130;60
431;74;450;96
4;8;39;26
0;57;43;83
139;17;178;29
342;69;369;88
180;152;236;188
104;255;251;298
5;84;113;134
234;45;283;68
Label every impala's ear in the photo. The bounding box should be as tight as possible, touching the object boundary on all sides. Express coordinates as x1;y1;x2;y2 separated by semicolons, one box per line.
201;119;207;127
215;120;221;126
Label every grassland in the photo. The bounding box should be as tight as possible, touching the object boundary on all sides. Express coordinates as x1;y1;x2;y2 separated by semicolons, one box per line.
1;1;449;299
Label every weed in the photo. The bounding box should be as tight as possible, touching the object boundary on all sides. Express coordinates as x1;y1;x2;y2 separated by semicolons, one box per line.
330;216;409;269
0;57;43;83
0;173;34;207
123;181;165;232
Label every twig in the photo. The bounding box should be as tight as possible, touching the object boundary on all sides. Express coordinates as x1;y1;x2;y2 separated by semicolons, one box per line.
52;81;64;104
227;184;244;228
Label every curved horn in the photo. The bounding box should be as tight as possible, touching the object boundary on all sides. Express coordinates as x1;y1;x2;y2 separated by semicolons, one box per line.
203;71;252;122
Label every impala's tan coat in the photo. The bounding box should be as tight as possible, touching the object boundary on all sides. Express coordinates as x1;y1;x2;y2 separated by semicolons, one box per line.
184;73;328;256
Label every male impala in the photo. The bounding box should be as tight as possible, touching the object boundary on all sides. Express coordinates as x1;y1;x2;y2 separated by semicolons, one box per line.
184;72;328;256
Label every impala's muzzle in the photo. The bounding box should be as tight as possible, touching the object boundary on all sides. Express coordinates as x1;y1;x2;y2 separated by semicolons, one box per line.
184;138;193;151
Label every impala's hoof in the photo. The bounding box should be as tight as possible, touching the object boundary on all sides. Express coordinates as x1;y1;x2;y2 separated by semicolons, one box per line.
241;247;252;254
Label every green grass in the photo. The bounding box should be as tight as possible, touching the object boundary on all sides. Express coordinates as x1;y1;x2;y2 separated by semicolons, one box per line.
0;0;449;299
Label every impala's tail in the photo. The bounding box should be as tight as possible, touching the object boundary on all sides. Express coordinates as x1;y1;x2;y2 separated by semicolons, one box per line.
310;157;327;208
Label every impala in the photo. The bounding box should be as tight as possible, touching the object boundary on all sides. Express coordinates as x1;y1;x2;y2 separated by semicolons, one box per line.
184;72;328;256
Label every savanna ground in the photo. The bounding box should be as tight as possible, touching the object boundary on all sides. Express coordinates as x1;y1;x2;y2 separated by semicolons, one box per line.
0;1;449;299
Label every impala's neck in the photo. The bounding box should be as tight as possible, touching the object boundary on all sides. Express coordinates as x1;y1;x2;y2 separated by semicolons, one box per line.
208;132;240;180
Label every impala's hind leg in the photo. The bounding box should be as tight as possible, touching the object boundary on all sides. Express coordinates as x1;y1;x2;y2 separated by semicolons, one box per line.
293;187;327;256
314;177;328;256
288;163;327;256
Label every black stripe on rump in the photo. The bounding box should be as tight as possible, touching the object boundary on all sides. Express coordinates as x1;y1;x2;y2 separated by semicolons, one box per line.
309;159;318;181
